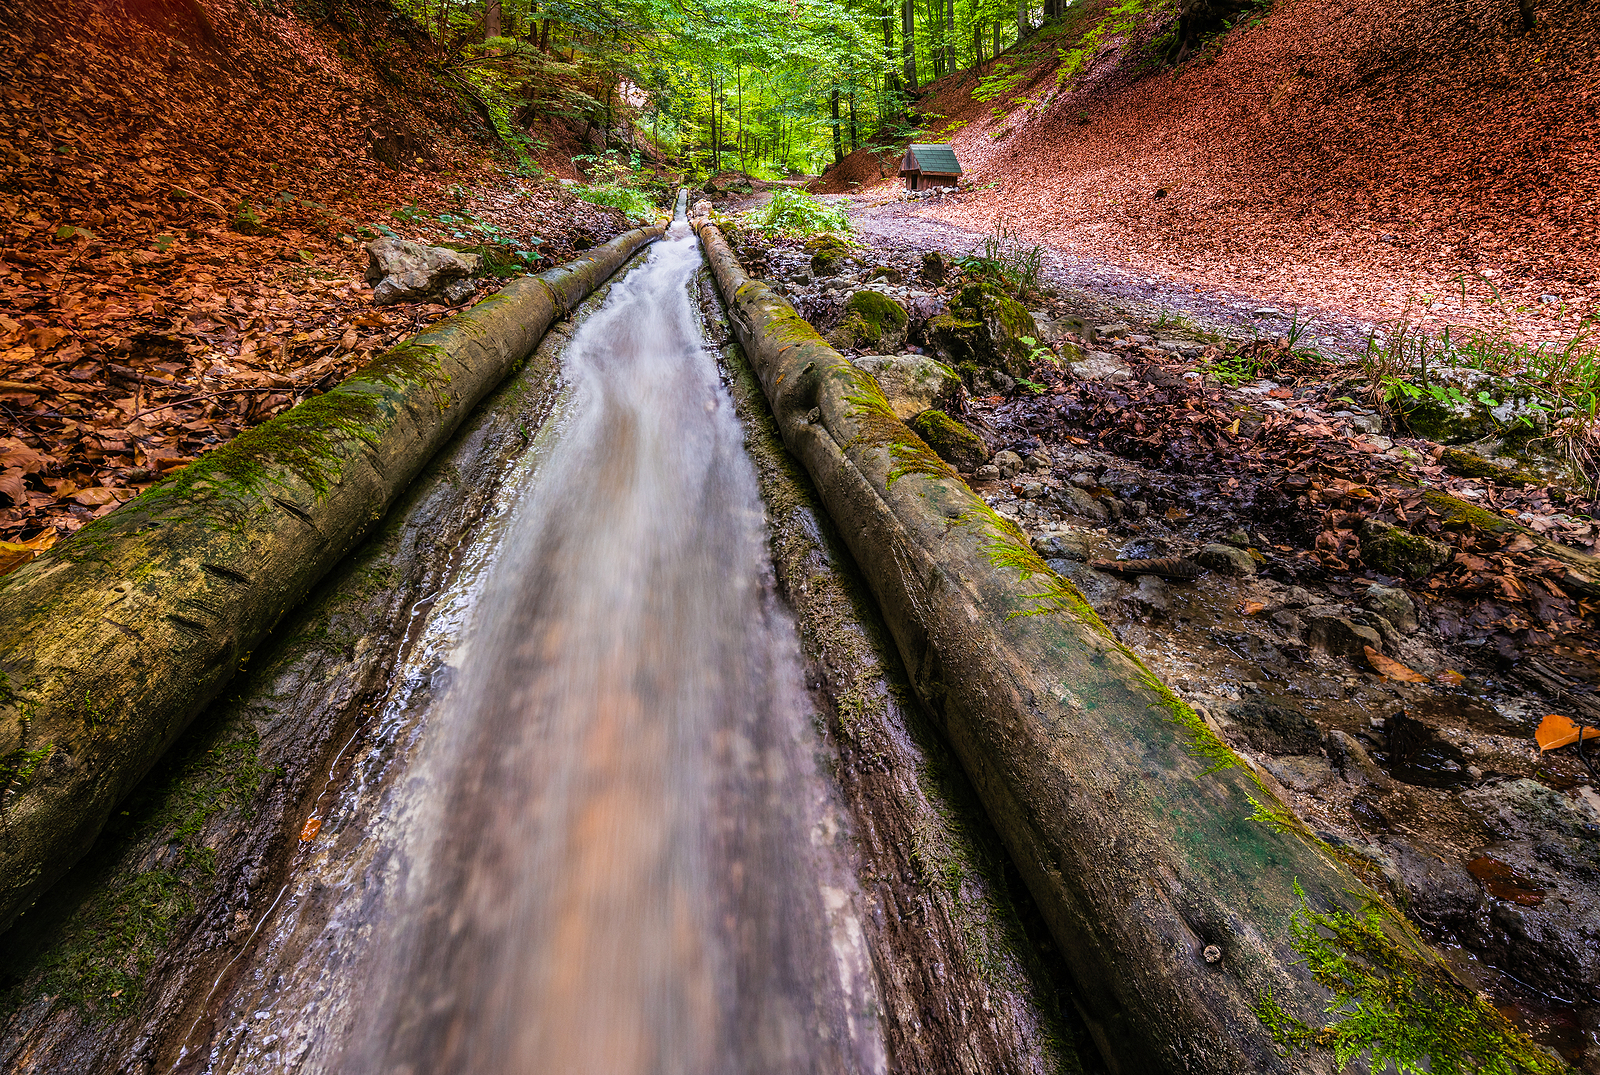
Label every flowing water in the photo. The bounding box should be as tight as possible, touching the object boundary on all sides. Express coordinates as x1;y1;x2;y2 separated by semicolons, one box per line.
182;205;884;1074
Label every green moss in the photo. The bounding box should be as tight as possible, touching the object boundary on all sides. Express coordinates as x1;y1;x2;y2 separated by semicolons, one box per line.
0;740;53;808
1360;524;1453;579
908;409;988;471
1420;489;1516;533
804;234;853;274
1438;447;1537;485
836;364;960;488
1135;666;1243;776
958;501;1113;638
843;290;908;336
28;725;268;1016
1254;883;1565;1075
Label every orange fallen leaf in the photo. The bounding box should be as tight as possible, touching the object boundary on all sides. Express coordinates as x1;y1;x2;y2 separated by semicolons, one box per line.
300;817;323;841
1226;418;1241;435
1535;713;1600;753
1363;645;1430;683
1435;670;1467;687
1238;599;1266;615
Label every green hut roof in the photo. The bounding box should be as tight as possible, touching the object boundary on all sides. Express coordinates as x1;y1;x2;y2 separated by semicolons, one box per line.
903;143;962;174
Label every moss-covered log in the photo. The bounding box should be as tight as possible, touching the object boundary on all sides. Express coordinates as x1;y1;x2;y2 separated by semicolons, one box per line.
696;220;1563;1075
0;224;664;931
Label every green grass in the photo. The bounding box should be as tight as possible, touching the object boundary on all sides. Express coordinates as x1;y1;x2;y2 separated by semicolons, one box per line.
1359;316;1600;485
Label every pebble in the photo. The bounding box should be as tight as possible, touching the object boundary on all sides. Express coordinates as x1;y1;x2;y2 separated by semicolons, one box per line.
1252;307;1283;318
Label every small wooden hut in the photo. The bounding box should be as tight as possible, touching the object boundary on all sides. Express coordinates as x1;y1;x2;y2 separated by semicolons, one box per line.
899;144;963;191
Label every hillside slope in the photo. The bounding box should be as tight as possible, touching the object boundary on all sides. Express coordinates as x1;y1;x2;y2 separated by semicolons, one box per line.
845;0;1599;338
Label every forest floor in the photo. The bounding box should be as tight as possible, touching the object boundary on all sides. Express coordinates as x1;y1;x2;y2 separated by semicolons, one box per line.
813;0;1600;347
736;189;1600;1069
0;0;646;563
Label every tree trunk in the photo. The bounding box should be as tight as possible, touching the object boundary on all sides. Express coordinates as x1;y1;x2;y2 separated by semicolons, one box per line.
829;87;843;165
848;92;858;152
992;19;1000;62
881;1;900;97
1016;0;1028;40
0;227;668;932
901;0;917;90
945;0;957;72
539;16;550;50
692;219;1554;1075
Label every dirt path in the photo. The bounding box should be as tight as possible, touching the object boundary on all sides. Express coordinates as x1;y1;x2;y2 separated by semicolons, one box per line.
844;193;1383;356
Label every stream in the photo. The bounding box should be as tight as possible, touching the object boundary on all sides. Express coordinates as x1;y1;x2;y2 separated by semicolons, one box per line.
183;205;884;1074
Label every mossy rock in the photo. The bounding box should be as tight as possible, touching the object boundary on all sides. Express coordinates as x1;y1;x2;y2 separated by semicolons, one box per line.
1438;446;1538;485
1360;521;1454;579
920;250;950;284
1395;369;1550;445
805;234;853;275
853;355;964;419
939;281;1037;378
866;264;904;284
909;409;988;471
829;290;909;352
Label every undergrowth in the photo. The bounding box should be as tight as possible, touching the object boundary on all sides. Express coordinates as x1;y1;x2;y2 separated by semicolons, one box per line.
1359;308;1600;486
572;182;659;223
740;188;852;237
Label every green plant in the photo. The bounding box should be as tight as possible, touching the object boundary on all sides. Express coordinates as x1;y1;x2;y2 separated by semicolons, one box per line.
1015;377;1047;395
739;188;852;238
1359;316;1599;483
573;183;659;223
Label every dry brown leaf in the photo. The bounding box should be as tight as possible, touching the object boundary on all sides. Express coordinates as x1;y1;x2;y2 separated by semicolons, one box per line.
1535;713;1600;753
1363;645;1429;682
1435;669;1468;687
1238;599;1266;615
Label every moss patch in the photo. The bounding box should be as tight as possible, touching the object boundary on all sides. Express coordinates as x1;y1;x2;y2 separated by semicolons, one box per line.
908;409;988;471
1254;884;1564;1075
14;725;268;1017
805;234;853;275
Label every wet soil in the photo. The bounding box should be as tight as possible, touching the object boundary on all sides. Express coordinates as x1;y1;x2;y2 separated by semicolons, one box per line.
750;204;1600;1072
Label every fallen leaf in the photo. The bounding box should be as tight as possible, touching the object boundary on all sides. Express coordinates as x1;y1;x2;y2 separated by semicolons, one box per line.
1535;713;1600;753
1466;856;1545;906
1226;418;1241;434
1238;599;1266;615
1435;669;1467;687
300;817;323;841
73;486;119;506
1363;645;1429;682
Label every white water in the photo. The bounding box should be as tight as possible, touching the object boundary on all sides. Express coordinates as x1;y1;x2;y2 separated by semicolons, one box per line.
184;207;883;1075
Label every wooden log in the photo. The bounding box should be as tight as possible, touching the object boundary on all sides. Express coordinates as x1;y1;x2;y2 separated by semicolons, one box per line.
0;225;664;931
695;220;1562;1075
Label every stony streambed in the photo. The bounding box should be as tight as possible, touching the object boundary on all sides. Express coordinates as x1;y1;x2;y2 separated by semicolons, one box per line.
728;213;1600;1072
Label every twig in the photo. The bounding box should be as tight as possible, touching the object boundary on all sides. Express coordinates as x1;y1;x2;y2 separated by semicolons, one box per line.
129;387;295;422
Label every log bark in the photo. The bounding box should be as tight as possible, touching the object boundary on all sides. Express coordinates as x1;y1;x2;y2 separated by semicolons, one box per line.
0;224;664;931
694;219;1553;1075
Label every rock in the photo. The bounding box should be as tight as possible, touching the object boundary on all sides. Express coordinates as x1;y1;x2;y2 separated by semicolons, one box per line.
1270;609;1303;635
908;409;988;471
806;234;852;274
1305;613;1383;657
866;264;904;284
1362;585;1418;634
852;355;963;419
1033;531;1092;562
1359;520;1453;579
1195;543;1257;577
1068;471;1098;490
364;238;480;307
1095;322;1130;340
1126;574;1172;617
1227;699;1322;755
830;291;910;352
927;281;1038;378
1280;586;1315;608
1252;307;1283;318
975;464;1001;481
1067;352;1135;384
1258;755;1336;794
992;450;1024;479
440;278;476;305
1326;730;1393;789
1460;779;1600;996
1381;836;1483;935
1051;484;1109;522
1034;316;1089;345
919;250;950;284
1024;449;1053;473
1349;413;1384;435
1222;529;1252;548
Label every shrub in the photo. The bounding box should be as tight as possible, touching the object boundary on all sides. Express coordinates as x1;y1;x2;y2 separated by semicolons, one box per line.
739;188;852;238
